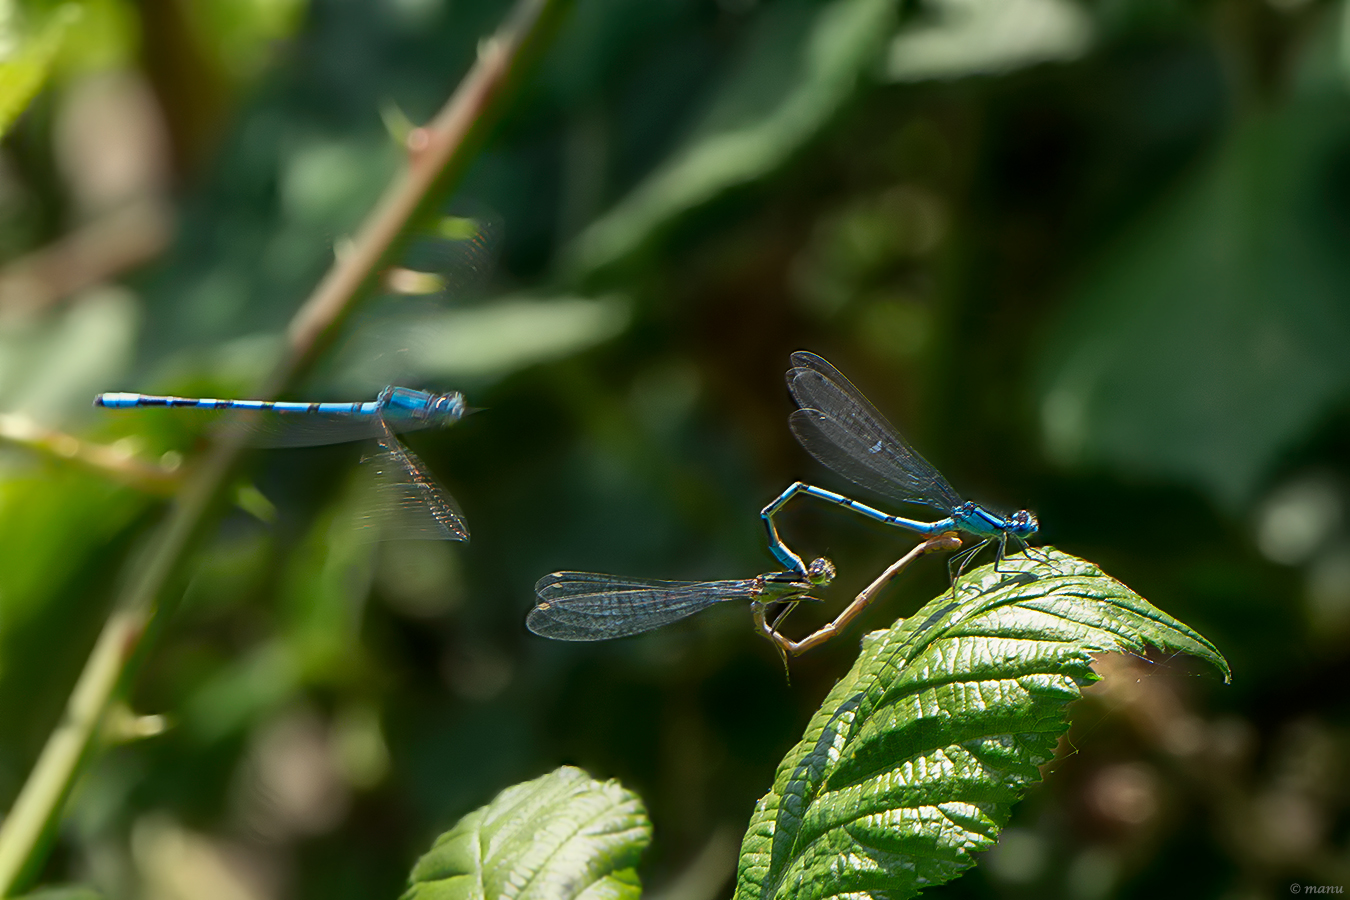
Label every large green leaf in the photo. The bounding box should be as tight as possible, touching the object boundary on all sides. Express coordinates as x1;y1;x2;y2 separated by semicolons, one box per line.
733;548;1227;900
403;766;651;900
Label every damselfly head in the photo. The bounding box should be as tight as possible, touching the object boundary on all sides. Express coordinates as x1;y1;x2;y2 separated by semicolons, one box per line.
1009;509;1039;538
806;557;836;586
433;392;467;421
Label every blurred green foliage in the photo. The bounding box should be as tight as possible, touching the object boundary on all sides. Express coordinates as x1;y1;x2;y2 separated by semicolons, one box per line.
0;5;79;139
0;0;1347;897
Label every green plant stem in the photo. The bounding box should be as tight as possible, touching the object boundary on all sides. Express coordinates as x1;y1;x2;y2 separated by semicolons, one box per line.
0;0;569;892
0;412;181;494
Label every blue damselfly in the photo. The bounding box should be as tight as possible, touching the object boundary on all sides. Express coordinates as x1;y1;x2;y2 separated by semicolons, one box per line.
95;385;468;540
763;351;1038;581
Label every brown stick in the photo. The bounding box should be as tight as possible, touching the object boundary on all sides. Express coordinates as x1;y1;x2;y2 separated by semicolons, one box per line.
0;199;174;316
754;533;962;657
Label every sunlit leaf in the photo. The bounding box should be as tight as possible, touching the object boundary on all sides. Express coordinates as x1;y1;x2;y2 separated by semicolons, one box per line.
885;0;1091;81
404;766;651;900
0;288;138;424
0;470;148;775
0;5;81;139
568;0;897;277
733;548;1227;900
332;294;630;391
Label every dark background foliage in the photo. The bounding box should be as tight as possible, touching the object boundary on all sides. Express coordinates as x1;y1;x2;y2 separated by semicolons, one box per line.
1;0;1347;897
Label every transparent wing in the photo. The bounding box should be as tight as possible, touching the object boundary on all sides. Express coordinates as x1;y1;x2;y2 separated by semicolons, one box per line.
333;211;504;392
353;429;468;541
786;351;961;512
395;212;503;301
534;571;719;598
214;409;445;449
527;573;757;641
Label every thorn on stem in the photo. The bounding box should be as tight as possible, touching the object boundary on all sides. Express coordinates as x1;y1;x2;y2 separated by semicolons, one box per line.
406;127;432;157
102;703;169;744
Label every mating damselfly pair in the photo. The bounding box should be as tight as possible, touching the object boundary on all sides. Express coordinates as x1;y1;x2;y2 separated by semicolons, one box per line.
527;351;1040;655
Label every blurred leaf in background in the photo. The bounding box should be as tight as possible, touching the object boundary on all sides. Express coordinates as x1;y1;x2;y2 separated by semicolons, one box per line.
1036;82;1350;511
567;0;899;278
1;0;1349;897
885;0;1092;81
0;4;81;139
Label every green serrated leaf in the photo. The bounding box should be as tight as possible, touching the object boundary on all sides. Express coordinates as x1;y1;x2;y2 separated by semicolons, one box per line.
404;766;652;900
733;548;1227;900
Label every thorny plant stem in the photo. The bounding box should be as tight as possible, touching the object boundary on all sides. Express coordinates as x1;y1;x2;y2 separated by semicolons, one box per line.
754;533;964;657
0;0;569;892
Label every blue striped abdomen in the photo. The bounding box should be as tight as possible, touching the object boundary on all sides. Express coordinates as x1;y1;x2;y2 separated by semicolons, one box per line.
94;393;381;415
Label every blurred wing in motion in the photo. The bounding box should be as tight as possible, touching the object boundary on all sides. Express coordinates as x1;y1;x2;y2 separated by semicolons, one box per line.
384;211;504;302
217;409;444;448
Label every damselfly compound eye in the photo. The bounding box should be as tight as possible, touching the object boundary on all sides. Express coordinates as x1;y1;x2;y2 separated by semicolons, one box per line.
806;557;837;585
